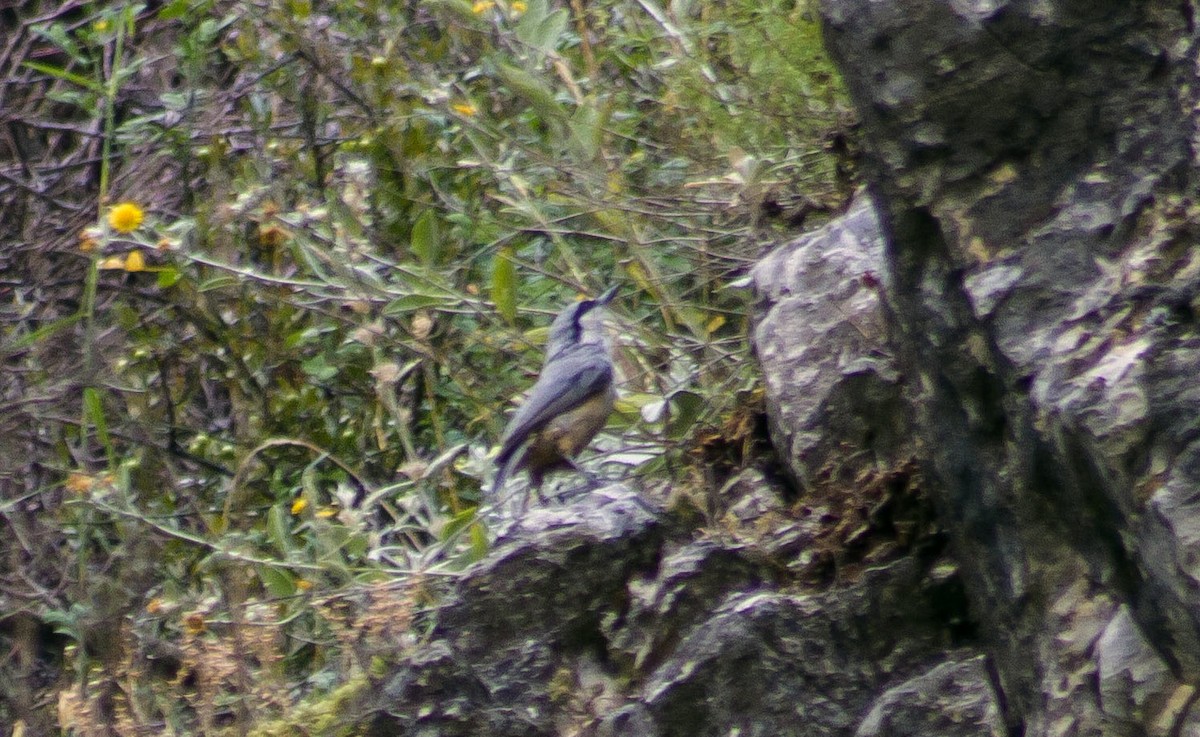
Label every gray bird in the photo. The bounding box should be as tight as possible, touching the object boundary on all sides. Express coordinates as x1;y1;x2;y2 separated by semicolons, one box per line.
491;287;618;502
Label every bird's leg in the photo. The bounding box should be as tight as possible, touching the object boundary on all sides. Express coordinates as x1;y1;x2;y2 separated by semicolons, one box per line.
567;457;602;487
530;469;548;508
550;458;604;502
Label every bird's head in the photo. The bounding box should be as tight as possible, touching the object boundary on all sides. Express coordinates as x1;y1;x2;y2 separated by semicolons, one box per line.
545;286;617;360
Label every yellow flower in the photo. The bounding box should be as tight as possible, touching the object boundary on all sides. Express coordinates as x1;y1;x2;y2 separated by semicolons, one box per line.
511;0;527;12
472;0;494;13
98;257;125;270
124;250;145;272
316;507;338;519
291;498;308;514
451;101;478;117
65;473;94;494
93;19;110;32
296;579;314;591
108;202;144;233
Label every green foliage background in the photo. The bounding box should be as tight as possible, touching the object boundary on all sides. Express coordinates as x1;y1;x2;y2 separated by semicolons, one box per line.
0;0;850;730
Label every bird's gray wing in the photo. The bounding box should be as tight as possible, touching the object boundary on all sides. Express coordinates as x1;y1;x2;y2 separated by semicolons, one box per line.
495;350;613;464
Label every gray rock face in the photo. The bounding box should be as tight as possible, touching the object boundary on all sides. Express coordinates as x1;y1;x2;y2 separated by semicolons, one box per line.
368;480;983;737
604;539;786;673
1096;606;1183;728
854;656;1005;737
819;0;1200;733
639;558;964;737
372;485;666;736
751;192;912;492
749;200;941;589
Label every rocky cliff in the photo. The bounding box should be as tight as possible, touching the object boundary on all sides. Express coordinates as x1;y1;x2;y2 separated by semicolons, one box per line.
820;0;1200;734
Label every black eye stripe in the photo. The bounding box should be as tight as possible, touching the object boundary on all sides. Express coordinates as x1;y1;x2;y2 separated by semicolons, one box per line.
570;306;584;340
569;301;597;340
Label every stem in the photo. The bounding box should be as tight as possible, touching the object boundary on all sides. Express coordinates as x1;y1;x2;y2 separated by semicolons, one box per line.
83;6;129;381
83;5;131;413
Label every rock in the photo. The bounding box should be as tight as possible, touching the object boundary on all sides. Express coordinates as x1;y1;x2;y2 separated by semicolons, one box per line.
855;656;1005;737
717;467;823;572
751;191;913;493
750;194;939;583
1096;605;1180;727
818;0;1200;733
599;703;660;737
640;558;959;737
367;474;979;737
370;484;665;735
604;539;787;672
440;484;664;659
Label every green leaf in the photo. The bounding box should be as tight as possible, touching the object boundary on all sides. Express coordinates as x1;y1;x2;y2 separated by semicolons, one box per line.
495;63;564;123
156;266;182;288
113;302;140;332
43;604;89;641
468;521;489;562
257;564;296;598
492;247;517;324
83;387;113;460
121;3;148;30
199;275;239;291
301;463;321;501
614;392;664;421
383;293;454;314
22;61;102;92
32;23;87;64
410;209;439;265
666;390;705;440
675;305;712;342
522;325;550;346
301;354;338;381
7;313;82;351
568;100;603;160
441;507;477;540
343;531;369;560
267;504;294;555
516;0;567;54
47;89;94;108
157;0;193;20
517;0;548;24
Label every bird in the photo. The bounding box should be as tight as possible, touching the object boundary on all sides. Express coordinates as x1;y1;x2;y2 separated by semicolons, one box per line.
491;286;618;505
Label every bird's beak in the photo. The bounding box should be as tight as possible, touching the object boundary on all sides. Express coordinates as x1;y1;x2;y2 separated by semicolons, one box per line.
596;286;618;305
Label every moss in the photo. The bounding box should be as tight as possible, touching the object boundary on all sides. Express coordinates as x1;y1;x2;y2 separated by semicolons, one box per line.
247;677;371;737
